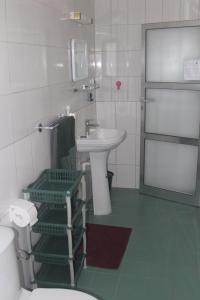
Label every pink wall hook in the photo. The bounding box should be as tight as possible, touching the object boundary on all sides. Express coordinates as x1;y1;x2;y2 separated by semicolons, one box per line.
116;80;122;90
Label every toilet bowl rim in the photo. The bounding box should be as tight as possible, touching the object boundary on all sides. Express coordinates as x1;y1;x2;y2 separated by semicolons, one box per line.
76;288;104;300
29;288;105;300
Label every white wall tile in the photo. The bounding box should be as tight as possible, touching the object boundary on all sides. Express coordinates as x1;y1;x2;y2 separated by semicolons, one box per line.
163;0;182;21
116;134;136;165
0;95;13;149
31;131;51;179
8;44;47;92
10;92;29;141
96;51;115;79
95;25;112;52
108;164;117;187
46;47;69;85
136;135;140;166
0;145;17;203
0;0;6;41
128;0;146;25
116;52;129;77
111;0;128;25
26;88;52;133
75;103;97;138
86;0;95;19
14;136;34;195
116;102;137;134
95;52;103;78
127;51;141;77
44;11;66;48
37;3;67;47
128;77;141;101
136;102;141;135
95;0;112;25
108;150;116;164
146;0;163;23
0;43;10;95
96;102;116;128
89;52;96;79
7;0;39;44
127;25;141;51
96;77;112;102
116;164;136;188
111;25;128;51
181;0;199;20
50;83;73;116
75;108;87;138
35;0;72;13
0;0;96;208
136;166;140;188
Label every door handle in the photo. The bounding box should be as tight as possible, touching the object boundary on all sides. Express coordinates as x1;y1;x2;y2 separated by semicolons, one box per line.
140;97;154;103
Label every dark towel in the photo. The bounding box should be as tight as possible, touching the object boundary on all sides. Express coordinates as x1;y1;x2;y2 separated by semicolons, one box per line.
51;116;76;169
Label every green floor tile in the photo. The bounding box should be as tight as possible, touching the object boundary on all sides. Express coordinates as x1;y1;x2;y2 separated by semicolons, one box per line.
89;272;119;299
143;276;172;300
169;265;200;300
77;269;95;290
78;188;200;300
114;274;146;300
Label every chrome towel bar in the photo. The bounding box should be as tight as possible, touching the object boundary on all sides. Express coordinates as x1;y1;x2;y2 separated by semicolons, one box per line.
35;122;60;133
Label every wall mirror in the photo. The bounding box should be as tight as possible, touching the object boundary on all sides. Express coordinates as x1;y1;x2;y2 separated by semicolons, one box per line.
71;39;89;82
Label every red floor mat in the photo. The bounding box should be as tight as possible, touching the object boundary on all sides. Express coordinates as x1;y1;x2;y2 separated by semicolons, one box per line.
87;223;132;269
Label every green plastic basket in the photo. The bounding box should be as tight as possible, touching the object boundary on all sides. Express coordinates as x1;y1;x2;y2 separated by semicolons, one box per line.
32;204;83;235
34;253;86;288
33;230;85;265
23;169;83;204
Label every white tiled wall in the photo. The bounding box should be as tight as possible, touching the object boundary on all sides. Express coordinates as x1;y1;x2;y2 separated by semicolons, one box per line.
0;0;95;209
95;0;200;189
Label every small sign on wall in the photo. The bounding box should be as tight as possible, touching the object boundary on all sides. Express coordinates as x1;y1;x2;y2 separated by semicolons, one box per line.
184;59;200;81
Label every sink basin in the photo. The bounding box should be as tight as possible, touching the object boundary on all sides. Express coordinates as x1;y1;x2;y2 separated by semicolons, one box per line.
77;127;126;215
77;128;126;152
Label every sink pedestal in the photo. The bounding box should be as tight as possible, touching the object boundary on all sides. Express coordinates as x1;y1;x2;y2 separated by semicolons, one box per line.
77;127;126;216
90;151;112;215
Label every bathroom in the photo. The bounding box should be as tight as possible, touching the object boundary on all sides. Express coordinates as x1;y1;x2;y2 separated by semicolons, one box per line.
1;0;200;299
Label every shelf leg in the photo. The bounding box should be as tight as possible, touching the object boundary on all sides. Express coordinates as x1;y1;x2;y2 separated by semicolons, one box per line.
81;176;87;269
22;193;36;290
69;259;75;287
83;231;87;269
66;193;72;228
67;228;73;259
81;176;87;202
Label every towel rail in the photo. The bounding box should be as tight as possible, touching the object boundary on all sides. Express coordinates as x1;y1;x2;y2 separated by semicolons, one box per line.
35;108;76;133
35;122;60;133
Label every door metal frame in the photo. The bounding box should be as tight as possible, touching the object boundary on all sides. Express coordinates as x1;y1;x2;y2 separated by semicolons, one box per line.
140;19;200;206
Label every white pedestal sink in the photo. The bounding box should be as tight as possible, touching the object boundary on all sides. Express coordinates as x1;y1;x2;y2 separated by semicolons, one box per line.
77;128;126;215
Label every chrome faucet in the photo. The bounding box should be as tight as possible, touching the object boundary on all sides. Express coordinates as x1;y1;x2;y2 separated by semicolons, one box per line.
85;119;99;136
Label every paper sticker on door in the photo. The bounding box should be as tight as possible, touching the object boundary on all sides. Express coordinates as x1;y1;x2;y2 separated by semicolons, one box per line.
184;59;200;80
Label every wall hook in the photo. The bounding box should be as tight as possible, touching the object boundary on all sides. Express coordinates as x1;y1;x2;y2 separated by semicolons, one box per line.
116;80;122;90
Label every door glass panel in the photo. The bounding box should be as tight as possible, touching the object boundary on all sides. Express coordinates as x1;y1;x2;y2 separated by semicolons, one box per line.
145;89;200;138
146;27;200;82
144;140;198;194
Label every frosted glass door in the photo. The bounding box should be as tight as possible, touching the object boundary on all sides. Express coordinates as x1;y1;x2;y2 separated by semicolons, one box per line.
145;89;200;138
141;21;200;205
144;140;198;194
146;27;200;82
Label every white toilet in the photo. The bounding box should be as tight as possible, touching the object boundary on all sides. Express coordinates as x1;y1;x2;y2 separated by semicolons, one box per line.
0;226;99;300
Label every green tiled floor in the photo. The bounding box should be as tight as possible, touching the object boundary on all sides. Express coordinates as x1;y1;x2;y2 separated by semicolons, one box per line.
77;188;200;300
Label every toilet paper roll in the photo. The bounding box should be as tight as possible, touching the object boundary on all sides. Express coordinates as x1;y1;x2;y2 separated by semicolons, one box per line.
9;199;38;228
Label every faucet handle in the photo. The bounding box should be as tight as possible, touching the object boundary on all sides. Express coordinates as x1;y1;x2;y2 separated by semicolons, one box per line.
85;119;98;126
85;119;99;136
